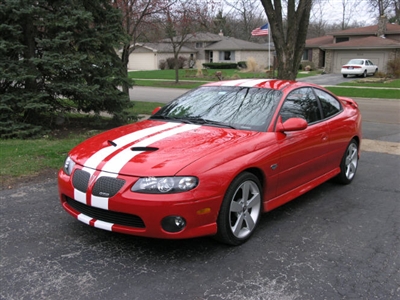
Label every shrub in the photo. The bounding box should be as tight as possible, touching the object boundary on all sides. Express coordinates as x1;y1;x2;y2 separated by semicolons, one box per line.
244;57;259;72
202;62;238;69
159;60;167;70
386;57;400;78
299;60;315;71
166;56;187;69
237;61;247;68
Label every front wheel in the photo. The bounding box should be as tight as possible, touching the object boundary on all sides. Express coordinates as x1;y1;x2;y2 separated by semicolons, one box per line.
215;172;262;245
343;74;348;78
336;139;359;184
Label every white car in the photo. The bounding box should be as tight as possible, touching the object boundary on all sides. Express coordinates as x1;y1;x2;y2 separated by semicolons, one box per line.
341;59;378;78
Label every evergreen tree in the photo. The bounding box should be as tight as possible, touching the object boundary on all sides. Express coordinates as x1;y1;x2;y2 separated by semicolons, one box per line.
0;0;133;138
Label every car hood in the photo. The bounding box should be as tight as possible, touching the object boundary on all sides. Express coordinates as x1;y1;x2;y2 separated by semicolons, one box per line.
69;120;260;176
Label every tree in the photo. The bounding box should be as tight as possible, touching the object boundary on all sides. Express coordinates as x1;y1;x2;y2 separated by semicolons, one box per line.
224;0;268;41
0;0;132;138
259;0;313;80
161;0;213;83
113;0;167;94
367;0;400;23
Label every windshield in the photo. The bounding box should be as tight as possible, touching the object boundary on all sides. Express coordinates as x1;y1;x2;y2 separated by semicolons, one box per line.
348;59;364;65
151;86;281;131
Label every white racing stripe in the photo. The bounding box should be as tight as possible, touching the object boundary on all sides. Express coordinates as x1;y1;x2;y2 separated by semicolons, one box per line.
83;122;180;169
238;79;271;87
73;167;96;204
101;124;200;174
76;123;200;210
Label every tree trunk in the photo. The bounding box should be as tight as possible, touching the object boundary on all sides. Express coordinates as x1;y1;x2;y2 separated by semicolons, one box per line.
121;43;131;95
174;54;179;83
260;0;312;81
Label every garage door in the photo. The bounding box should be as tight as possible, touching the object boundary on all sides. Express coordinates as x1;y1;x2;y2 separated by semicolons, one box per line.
128;53;155;70
333;50;388;73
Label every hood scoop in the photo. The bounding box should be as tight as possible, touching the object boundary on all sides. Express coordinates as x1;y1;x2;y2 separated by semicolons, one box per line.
130;146;159;152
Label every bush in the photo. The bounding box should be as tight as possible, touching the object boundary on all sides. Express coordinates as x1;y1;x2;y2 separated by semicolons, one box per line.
386;57;400;78
202;62;238;69
299;60;315;71
159;60;167;70
237;61;247;68
166;56;188;69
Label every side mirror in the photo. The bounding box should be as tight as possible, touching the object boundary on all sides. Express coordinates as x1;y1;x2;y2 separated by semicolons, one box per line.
276;116;308;132
151;106;162;115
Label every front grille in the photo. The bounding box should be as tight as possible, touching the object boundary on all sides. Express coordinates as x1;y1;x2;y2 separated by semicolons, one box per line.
72;169;90;192
92;177;125;198
66;197;145;228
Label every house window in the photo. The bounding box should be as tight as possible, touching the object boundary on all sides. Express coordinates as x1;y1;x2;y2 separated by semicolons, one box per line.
219;51;235;61
302;49;309;60
336;37;349;43
196;42;203;48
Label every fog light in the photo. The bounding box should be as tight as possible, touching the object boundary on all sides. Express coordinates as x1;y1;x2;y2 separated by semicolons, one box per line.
161;216;186;233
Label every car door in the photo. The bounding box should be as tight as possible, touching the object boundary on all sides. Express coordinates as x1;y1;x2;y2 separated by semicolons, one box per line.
366;60;376;74
275;87;331;196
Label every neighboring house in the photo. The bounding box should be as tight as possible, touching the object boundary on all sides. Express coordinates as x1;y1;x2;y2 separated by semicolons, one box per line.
304;17;400;74
128;43;197;71
128;32;274;70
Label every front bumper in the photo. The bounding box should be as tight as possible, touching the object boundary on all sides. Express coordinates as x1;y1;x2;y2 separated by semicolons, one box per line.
58;169;222;239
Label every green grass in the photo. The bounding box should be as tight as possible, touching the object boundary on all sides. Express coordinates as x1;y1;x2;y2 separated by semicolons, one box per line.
325;87;400;99
338;79;400;88
0;101;165;187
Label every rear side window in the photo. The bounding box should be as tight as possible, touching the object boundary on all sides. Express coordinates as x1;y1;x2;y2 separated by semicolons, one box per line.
280;88;321;124
314;89;341;118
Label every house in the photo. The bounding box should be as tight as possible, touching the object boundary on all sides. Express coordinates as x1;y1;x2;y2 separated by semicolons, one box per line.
128;32;274;70
304;17;400;74
128;43;197;71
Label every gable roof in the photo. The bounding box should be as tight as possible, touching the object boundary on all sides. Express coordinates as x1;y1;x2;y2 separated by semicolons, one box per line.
321;36;400;49
133;43;197;53
305;35;334;47
204;36;270;51
329;23;400;36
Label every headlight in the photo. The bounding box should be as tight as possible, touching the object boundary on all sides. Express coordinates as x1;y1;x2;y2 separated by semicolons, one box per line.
131;176;198;194
63;156;76;176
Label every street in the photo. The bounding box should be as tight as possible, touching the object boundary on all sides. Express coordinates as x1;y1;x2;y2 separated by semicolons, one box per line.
1;74;399;299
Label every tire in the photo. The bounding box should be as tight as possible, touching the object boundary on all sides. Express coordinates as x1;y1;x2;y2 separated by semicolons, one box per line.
362;70;367;78
336;139;359;184
343;74;347;78
214;172;262;245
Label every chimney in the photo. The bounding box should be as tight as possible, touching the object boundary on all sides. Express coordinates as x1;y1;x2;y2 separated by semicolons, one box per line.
219;29;224;37
377;15;387;37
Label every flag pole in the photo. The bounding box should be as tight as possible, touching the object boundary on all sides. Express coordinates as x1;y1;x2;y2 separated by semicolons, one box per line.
268;23;270;70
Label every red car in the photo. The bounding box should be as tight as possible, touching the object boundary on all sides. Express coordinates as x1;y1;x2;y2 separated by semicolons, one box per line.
58;79;362;245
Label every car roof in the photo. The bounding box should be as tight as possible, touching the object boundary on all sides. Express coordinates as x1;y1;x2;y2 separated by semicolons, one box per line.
202;79;307;91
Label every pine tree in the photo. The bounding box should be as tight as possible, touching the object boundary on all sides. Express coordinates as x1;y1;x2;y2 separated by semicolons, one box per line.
0;0;133;138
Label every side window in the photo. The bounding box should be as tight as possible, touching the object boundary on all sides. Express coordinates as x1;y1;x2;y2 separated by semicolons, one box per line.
280;88;321;124
314;89;341;119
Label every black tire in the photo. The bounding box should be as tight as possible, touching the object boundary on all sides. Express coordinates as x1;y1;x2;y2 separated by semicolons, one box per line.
362;70;367;78
343;74;348;78
336;139;359;184
214;172;262;245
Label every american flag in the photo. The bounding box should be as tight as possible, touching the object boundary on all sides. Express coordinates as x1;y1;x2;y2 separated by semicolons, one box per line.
251;23;269;36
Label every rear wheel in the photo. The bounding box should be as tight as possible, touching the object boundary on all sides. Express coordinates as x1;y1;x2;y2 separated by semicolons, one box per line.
336;139;359;184
215;172;262;245
362;70;367;77
343;74;348;78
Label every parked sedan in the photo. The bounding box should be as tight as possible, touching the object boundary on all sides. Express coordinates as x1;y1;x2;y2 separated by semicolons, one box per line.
341;59;378;78
58;79;362;245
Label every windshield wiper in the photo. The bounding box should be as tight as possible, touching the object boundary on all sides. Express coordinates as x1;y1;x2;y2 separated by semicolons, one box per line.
183;117;237;129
